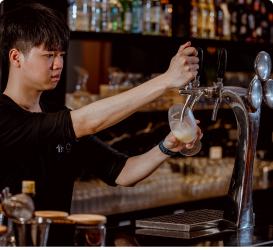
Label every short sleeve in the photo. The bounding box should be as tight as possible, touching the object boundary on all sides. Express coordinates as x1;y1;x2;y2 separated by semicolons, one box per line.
72;135;129;186
0;106;76;150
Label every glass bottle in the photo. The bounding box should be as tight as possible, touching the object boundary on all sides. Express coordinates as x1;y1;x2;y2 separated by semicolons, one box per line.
197;0;208;39
268;13;273;43
75;0;90;31
160;0;172;37
237;0;247;41
190;0;198;38
132;0;144;33
122;0;133;33
68;0;77;31
65;66;92;110
101;0;111;32
221;0;231;40
215;0;224;39
22;181;36;202
110;0;121;32
90;0;101;32
260;0;269;42
246;0;255;41
207;0;216;39
151;0;161;35
253;0;261;42
143;0;152;35
228;0;238;40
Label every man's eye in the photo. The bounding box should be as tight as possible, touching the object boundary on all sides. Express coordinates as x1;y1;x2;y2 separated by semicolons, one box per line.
60;54;66;58
46;54;53;57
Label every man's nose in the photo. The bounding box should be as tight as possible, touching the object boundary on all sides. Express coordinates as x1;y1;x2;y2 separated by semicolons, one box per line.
53;55;63;70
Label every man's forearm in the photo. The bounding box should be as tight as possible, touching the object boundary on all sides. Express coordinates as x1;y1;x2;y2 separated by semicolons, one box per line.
115;145;171;187
70;74;168;138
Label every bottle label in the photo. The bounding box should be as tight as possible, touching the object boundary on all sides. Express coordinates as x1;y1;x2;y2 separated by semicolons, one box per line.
248;14;255;29
22;181;35;194
253;2;260;11
137;8;144;31
231;11;237;23
256;26;262;36
241;13;247;25
261;20;268;28
125;12;132;30
151;6;161;23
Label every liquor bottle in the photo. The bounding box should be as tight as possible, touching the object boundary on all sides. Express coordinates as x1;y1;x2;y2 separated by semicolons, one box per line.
90;0;101;32
237;0;248;41
268;13;273;43
246;0;255;42
220;0;231;40
197;0;208;39
260;0;269;42
207;0;216;39
228;0;238;40
215;0;224;39
101;0;110;32
143;0;152;35
121;0;133;33
253;0;261;42
190;0;198;38
151;0;161;35
132;0;144;33
22;181;36;201
68;0;77;31
160;0;172;37
74;0;90;31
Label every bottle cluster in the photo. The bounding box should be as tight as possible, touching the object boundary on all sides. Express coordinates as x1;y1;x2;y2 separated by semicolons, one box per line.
190;0;273;43
68;0;172;36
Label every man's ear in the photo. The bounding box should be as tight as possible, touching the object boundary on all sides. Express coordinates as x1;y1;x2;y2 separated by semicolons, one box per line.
9;49;22;68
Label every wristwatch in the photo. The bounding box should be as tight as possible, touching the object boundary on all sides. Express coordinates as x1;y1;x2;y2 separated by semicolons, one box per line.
159;139;177;156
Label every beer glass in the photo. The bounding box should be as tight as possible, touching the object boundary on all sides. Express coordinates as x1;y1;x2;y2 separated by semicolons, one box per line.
168;103;202;156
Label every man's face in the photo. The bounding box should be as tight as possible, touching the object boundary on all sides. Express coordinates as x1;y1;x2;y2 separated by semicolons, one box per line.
19;45;66;91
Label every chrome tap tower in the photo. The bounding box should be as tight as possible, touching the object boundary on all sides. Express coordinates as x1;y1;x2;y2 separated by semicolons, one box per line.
136;49;273;233
179;48;272;230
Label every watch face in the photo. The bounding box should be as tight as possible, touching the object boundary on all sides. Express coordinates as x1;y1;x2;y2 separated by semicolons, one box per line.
254;51;272;82
248;78;263;110
263;79;273;109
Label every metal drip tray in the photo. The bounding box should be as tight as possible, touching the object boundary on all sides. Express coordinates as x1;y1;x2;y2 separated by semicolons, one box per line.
136;209;224;232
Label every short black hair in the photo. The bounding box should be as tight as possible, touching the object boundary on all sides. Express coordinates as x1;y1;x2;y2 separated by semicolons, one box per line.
0;2;70;65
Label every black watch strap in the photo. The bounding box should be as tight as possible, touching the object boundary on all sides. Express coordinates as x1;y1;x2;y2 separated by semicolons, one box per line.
159;139;177;156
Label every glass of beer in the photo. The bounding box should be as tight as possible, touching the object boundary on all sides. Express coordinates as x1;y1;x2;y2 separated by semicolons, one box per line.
168;103;202;156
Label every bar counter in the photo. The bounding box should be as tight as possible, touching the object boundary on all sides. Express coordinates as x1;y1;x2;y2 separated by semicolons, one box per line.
105;211;273;247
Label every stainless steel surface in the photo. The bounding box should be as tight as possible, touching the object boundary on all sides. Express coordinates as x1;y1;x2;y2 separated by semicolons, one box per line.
136;210;223;232
247;78;263;110
254;51;272;81
179;48;204;122
13;217;51;246
177;49;267;230
263;79;273;109
135;227;223;239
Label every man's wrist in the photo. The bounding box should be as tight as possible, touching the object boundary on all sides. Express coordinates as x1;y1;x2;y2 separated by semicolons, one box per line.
159;139;177;156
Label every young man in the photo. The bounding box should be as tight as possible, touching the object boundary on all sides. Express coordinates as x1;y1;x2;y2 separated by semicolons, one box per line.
0;3;202;212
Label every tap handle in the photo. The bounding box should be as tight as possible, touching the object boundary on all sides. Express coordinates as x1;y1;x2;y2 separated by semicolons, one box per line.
196;47;203;77
217;48;227;80
212;98;220;121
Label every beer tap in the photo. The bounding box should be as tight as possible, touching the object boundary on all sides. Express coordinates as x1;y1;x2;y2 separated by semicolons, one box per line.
180;48;268;230
180;47;204;122
179;48;227;123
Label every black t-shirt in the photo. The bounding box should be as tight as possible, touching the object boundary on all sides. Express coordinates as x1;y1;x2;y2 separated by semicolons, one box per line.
0;94;128;213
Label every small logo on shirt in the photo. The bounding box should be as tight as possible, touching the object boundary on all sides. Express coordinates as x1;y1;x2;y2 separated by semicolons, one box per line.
56;143;72;153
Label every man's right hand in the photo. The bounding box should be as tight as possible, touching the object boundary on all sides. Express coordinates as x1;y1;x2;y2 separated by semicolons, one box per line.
163;41;200;89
